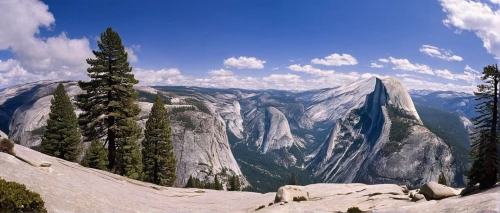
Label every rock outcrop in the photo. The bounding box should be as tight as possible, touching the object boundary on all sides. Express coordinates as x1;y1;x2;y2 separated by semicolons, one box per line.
309;77;458;187
1;146;499;213
419;182;461;200
275;185;309;202
2;82;246;188
245;107;294;153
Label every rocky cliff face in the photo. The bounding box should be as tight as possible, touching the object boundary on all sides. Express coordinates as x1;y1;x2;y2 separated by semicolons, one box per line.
308;78;458;187
1;83;246;187
0;77;470;191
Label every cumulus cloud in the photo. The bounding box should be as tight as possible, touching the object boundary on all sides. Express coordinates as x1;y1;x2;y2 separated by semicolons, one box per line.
378;58;389;63
132;68;182;85
386;57;434;75
125;45;140;63
288;64;335;76
311;53;358;66
419;45;463;61
440;0;500;58
370;62;384;68
208;69;233;76
0;0;93;88
223;56;266;69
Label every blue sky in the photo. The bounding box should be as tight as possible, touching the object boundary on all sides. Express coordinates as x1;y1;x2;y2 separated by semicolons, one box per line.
0;0;499;92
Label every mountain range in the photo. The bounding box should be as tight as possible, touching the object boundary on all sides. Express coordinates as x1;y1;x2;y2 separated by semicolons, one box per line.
0;77;474;192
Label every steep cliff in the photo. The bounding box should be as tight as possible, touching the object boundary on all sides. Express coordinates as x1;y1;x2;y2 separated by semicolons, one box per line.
309;77;459;187
1;82;246;187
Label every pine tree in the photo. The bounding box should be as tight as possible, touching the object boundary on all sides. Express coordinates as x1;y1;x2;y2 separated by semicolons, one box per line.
40;83;81;162
76;27;143;178
214;175;222;190
142;95;177;186
82;139;108;170
288;173;299;185
229;175;241;191
468;64;500;189
185;176;194;188
438;172;447;186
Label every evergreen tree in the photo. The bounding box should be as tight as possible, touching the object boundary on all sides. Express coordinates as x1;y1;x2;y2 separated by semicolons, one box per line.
76;27;142;178
82;139;108;170
142;95;177;186
185;176;194;188
288;173;299;185
40;83;81;162
214;175;222;190
468;64;500;189
438;172;447;186
229;175;241;191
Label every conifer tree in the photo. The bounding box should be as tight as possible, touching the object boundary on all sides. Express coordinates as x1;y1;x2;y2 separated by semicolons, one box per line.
214;175;222;190
41;83;81;161
438;172;447;186
76;27;142;178
142;95;177;186
82;139;108;170
288;173;299;185
468;64;500;189
185;175;194;188
229;175;241;191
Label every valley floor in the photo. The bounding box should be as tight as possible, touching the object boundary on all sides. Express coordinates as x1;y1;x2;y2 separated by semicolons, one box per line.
0;145;499;213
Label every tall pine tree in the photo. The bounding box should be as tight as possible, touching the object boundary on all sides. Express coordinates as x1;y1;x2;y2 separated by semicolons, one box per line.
41;83;81;162
468;64;500;189
76;27;142;178
82;139;108;170
142;95;177;186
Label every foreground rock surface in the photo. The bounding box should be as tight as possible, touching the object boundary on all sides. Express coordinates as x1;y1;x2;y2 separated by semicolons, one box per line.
419;182;461;200
1;145;499;213
275;185;309;202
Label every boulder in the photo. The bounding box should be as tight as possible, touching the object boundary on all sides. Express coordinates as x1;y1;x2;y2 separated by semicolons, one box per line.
411;193;425;202
275;185;309;203
419;182;456;200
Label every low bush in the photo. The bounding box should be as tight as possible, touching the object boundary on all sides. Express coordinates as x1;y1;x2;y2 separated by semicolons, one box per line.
255;205;265;210
0;138;15;155
0;178;47;212
347;206;362;213
292;196;307;202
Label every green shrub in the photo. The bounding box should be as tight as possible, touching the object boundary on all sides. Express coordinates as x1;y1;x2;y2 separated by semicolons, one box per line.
255;205;265;210
292;196;307;202
0;178;47;213
0;138;15;155
169;106;195;114
268;202;273;206
347;206;362;213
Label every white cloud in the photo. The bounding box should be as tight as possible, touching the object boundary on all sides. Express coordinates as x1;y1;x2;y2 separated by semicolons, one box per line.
398;77;475;93
223;56;266;69
125;45;140;63
386;57;435;75
378;58;389;63
435;69;476;83
465;65;480;74
132;68;182;85
370;62;384;68
440;0;500;58
0;0;93;87
208;69;233;76
288;64;335;76
419;45;463;61
271;67;279;70
311;53;358;66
